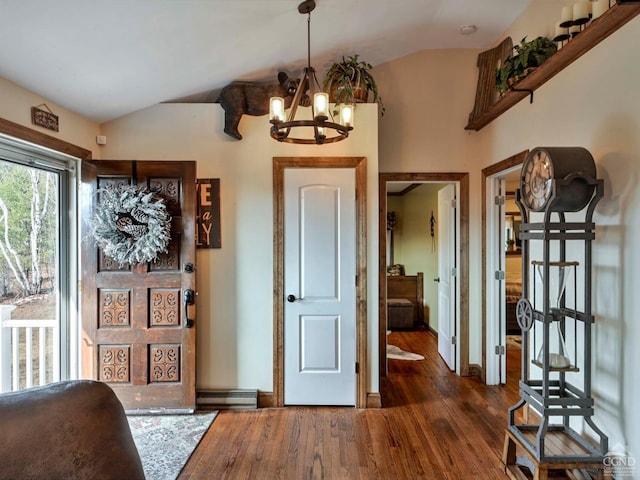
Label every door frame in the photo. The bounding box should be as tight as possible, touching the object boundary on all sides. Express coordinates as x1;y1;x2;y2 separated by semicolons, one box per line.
378;172;469;378
273;157;367;408
481;151;528;383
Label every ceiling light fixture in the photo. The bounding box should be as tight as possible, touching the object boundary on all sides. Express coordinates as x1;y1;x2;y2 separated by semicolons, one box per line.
459;24;478;35
269;0;354;145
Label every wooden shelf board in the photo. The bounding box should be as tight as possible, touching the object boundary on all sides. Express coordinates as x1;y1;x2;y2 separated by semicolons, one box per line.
465;4;640;131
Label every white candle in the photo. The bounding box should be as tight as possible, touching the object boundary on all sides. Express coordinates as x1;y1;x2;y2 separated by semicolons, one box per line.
573;2;590;22
554;21;569;38
561;6;573;24
592;0;609;19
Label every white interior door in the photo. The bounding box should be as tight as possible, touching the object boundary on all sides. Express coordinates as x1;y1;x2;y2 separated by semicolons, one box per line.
497;179;507;383
437;184;456;371
284;168;356;406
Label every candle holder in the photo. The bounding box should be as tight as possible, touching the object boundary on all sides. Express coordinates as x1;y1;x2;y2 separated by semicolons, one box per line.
553;32;570;43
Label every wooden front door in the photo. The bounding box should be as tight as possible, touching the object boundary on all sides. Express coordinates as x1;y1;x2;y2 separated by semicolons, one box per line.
81;160;197;413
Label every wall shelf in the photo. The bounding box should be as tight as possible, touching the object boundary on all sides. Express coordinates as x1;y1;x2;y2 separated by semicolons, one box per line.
465;3;640;131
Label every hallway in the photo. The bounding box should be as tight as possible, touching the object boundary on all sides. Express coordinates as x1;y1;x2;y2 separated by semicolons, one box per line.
180;328;521;479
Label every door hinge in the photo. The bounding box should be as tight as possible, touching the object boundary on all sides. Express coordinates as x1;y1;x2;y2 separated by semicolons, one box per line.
451;336;456;345
495;195;505;206
495;345;506;355
495;270;505;280
451;267;457;277
355;362;359;374
451;198;456;208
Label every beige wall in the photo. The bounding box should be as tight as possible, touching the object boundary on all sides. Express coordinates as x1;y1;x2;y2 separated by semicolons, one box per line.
100;103;380;394
0;76;100;153
374;0;640;458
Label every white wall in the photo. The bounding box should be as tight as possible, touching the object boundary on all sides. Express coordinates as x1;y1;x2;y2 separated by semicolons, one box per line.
475;1;640;465
100;103;380;394
375;0;640;460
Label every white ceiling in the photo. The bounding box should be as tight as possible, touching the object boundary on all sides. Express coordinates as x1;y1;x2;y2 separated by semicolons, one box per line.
0;0;531;123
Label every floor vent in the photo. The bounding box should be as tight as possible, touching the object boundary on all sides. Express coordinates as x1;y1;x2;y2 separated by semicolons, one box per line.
197;389;258;410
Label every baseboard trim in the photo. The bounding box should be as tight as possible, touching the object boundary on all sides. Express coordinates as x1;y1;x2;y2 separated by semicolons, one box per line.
197;389;258;410
468;364;483;381
258;391;274;408
367;392;382;408
427;325;438;337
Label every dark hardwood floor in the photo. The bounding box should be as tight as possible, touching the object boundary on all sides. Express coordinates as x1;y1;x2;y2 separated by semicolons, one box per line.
179;328;522;480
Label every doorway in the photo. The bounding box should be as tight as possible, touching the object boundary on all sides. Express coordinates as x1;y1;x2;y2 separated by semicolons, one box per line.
378;173;469;379
482;151;527;385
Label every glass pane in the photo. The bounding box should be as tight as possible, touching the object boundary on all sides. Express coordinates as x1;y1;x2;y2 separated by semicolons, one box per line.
0;159;59;391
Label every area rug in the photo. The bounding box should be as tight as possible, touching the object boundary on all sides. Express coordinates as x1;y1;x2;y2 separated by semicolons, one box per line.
387;344;425;361
127;412;217;480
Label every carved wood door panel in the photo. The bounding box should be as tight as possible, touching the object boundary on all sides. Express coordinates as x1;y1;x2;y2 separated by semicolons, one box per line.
80;160;196;413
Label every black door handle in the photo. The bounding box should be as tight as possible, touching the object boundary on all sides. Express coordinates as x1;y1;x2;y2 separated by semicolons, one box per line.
287;294;300;303
184;289;195;328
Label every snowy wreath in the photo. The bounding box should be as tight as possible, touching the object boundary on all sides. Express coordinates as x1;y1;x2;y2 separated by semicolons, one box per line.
89;184;172;266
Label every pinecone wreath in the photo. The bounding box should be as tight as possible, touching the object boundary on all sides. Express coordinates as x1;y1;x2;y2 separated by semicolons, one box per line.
89;184;172;266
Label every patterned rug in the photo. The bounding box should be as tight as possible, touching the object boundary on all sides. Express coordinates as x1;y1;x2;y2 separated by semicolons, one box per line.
127;412;217;480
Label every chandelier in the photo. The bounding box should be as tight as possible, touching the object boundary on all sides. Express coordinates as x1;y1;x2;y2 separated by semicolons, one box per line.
269;0;354;145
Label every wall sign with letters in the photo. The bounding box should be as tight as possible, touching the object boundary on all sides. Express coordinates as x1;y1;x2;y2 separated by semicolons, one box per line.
31;104;59;132
196;178;221;248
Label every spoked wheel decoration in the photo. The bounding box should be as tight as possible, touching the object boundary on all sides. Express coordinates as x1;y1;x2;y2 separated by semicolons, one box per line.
516;297;534;332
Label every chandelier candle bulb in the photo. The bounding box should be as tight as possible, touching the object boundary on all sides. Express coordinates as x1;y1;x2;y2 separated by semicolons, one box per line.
269;97;286;122
314;92;329;119
340;104;354;128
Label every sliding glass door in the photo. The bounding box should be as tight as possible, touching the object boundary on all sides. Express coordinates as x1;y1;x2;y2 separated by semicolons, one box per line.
0;135;76;392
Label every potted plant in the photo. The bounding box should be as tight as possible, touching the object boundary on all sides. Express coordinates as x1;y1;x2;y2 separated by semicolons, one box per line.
496;36;557;95
323;54;385;115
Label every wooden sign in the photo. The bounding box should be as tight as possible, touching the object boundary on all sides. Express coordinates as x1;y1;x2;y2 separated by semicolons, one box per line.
196;178;221;248
31;105;59;132
467;37;513;126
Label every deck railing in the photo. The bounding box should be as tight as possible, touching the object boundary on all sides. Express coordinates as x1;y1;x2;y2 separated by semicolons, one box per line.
0;305;59;393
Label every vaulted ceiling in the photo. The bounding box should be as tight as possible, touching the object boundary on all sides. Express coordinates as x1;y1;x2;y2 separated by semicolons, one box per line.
0;0;531;123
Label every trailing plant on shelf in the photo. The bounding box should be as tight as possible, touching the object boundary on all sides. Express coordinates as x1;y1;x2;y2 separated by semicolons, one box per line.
323;54;385;115
496;36;557;95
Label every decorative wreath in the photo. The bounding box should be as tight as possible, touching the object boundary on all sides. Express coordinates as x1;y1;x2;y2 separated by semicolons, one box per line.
89;184;172;266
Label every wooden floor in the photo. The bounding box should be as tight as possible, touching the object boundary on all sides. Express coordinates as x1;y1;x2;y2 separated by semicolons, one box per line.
179;328;522;480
